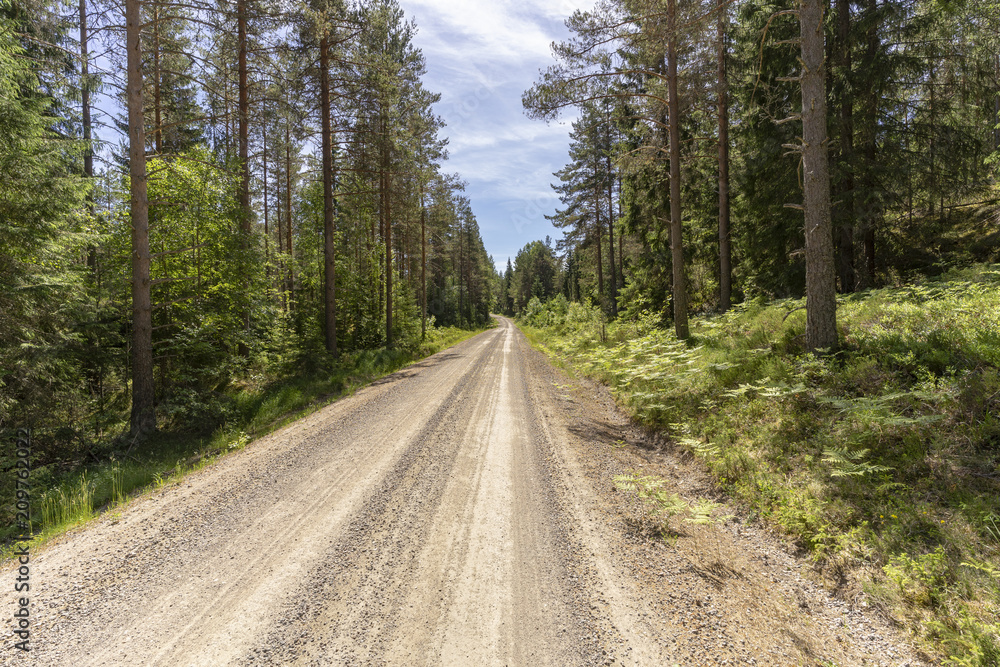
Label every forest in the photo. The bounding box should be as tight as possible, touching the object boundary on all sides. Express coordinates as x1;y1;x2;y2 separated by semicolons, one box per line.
505;0;999;327
502;0;1000;662
2;0;1000;660
1;0;499;462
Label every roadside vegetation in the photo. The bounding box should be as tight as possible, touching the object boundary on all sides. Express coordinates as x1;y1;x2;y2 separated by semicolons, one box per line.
518;265;1000;665
0;325;485;552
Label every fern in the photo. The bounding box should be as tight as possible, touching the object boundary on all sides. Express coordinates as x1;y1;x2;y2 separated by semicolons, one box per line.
759;382;808;398
614;473;686;531
685;499;733;526
961;559;1000;581
615;473;732;535
680;436;722;460
822;447;893;478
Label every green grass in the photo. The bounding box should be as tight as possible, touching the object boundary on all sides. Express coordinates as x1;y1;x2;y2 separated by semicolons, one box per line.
518;267;1000;665
0;323;489;555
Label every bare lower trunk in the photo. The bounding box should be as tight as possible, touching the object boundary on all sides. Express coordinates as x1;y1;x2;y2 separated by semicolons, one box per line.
277;169;286;311
237;0;250;231
835;0;855;293
285;122;294;310
235;0;250;356
81;0;92;180
320;34;337;355
856;0;878;289
152;3;162;156
995;54;1000;153
82;0;95;277
800;0;838;351
618;178;625;288
606;154;617;317
717;0;731;312
127;0;155;435
420;184;427;338
594;155;604;308
458;217;464;326
383;125;393;347
263;118;269;267
667;0;689;339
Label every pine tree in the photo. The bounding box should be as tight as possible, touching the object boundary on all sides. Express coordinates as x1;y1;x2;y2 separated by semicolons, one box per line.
126;0;156;435
798;0;838;351
0;10;89;428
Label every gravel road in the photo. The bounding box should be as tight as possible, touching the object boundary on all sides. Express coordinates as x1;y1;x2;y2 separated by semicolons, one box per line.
2;317;928;666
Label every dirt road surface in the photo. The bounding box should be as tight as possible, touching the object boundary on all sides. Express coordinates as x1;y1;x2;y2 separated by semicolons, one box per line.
3;318;926;666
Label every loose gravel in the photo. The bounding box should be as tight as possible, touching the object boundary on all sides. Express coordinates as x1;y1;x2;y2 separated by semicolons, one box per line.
0;318;928;666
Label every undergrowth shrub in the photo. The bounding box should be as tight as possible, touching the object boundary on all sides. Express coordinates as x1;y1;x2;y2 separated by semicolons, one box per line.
520;264;1000;665
2;324;488;548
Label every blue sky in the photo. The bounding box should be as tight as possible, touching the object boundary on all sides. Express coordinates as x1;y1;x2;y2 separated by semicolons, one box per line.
89;2;582;274
398;0;590;272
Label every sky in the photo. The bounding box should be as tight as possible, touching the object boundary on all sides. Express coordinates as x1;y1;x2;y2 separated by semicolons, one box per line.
396;0;591;273
88;1;585;274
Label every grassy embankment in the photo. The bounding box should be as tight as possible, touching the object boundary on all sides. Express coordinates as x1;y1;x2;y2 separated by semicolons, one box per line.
519;265;1000;666
1;324;489;553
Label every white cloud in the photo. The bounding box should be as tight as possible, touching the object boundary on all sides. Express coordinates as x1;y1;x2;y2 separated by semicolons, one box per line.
398;0;595;269
404;0;564;64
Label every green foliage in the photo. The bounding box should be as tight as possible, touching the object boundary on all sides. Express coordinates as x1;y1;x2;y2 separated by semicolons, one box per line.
884;547;950;607
130;147;264;394
614;473;689;534
1;324;486;546
821;447;894;478
511;239;560;313
523;266;1000;663
0;13;91;431
39;474;94;531
614;472;731;535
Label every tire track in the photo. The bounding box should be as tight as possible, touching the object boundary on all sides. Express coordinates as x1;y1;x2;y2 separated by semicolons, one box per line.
0;317;925;667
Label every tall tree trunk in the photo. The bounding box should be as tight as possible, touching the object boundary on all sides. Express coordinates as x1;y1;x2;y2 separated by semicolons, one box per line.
152;3;162;156
994;53;1000;153
465;223;471;323
618;177;625;288
863;135;876;281
606;154;617;316
126;0;155;435
320;34;337;354
82;0;102;411
384;137;393;347
717;0;732;312
263;115;269;267
835;0;855;292
594;156;604;308
420;183;427;338
224;73;231;160
81;0;96;277
800;0;838;351
195;209;202;296
235;0;250;356
285;121;293;310
81;0;92;180
857;0;878;288
237;0;250;231
399;209;407;281
276;163;286;311
928;58;937;218
458;215;464;326
667;0;689;339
